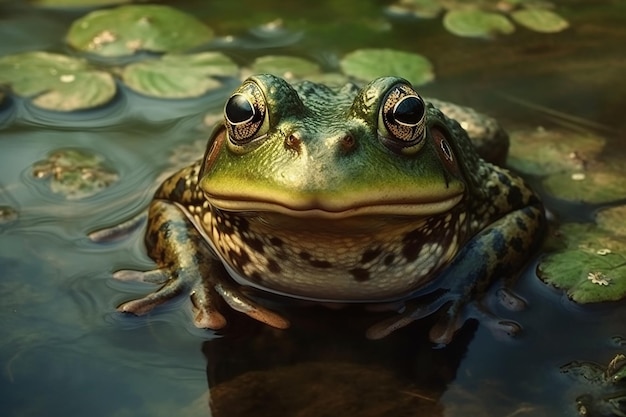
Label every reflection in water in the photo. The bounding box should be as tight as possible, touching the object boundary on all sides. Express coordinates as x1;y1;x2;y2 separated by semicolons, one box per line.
203;308;476;416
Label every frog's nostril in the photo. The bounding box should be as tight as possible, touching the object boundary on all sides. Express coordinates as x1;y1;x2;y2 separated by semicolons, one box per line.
339;134;356;154
285;134;302;154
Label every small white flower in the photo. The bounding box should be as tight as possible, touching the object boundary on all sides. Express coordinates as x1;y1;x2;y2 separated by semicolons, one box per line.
587;271;610;286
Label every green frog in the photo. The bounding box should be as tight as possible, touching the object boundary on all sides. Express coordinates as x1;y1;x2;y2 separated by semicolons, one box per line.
109;74;545;343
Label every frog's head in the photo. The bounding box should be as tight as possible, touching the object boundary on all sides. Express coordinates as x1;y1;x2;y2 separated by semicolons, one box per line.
199;74;467;220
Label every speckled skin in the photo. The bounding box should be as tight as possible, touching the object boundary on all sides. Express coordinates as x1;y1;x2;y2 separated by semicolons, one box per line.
114;75;545;342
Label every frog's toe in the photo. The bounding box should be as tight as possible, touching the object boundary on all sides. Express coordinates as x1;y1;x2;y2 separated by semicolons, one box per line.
428;306;464;345
495;288;527;312
117;276;185;316
365;297;449;340
189;282;227;330
477;313;523;340
215;283;290;330
113;268;169;284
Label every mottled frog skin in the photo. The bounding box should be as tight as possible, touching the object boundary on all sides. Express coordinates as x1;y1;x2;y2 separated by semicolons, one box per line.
113;75;545;343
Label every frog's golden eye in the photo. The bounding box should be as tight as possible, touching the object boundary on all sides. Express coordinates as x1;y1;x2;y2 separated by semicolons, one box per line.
224;81;269;145
378;83;426;154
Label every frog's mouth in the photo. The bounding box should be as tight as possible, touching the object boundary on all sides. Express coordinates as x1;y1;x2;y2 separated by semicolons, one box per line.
204;191;464;220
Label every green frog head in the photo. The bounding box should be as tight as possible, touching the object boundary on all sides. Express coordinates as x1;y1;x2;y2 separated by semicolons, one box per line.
199;74;468;220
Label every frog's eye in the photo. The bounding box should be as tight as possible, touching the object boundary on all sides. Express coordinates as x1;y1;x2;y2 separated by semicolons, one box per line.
378;83;426;154
224;81;269;146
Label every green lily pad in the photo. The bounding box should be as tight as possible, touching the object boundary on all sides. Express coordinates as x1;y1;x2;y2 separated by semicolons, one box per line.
122;52;238;98
597;206;626;238
542;159;626;204
250;56;321;80
510;8;569;33
508;127;606;177
0;51;116;111
340;49;434;86
443;10;515;38
386;0;443;19
538;219;626;304
508;127;626;204
302;72;351;87
32;149;119;199
33;0;130;6
66;4;214;57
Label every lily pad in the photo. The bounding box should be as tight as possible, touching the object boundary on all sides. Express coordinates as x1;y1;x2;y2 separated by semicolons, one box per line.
33;0;130;7
250;55;321;80
66;4;214;57
385;0;443;19
542;159;626;204
508;127;606;177
510;8;569;33
597;206;626;238
0;51;116;111
122;52;238;98
443;10;515;38
340;49;434;86
32;148;119;200
508;127;626;204
538;219;626;304
302;72;351;86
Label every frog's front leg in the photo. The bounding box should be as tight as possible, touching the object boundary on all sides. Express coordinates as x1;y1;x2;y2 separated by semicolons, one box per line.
115;199;290;330
368;203;545;344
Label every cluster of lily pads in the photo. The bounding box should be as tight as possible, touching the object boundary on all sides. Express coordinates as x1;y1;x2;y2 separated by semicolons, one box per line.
386;0;569;38
508;127;626;304
0;4;434;112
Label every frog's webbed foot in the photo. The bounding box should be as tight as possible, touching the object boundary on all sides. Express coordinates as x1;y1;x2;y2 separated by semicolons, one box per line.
114;267;290;330
113;199;289;331
366;287;525;344
365;294;452;341
366;295;471;344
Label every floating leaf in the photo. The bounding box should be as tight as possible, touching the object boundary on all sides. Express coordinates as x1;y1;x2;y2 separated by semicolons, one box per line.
510;8;569;33
33;0;130;7
66;4;214;57
597;206;626;238
250;55;321;80
0;51;116;111
508;127;626;204
541;159;626;204
301;72;351;86
122;52;238;98
538;221;626;304
340;48;434;86
508;127;605;177
443;10;515;38
32;148;119;199
385;0;443;19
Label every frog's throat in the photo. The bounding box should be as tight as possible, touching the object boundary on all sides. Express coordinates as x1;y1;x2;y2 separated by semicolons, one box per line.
204;193;463;220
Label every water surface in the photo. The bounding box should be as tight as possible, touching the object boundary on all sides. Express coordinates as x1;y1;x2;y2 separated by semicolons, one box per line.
1;1;625;416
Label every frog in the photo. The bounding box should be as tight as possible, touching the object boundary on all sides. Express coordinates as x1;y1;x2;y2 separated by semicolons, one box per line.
106;74;545;344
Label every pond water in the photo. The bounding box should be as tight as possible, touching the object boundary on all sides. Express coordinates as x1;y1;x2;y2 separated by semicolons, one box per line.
1;1;625;416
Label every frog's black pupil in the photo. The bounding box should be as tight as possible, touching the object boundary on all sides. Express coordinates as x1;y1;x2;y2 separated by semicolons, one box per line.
225;94;254;124
394;96;424;125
